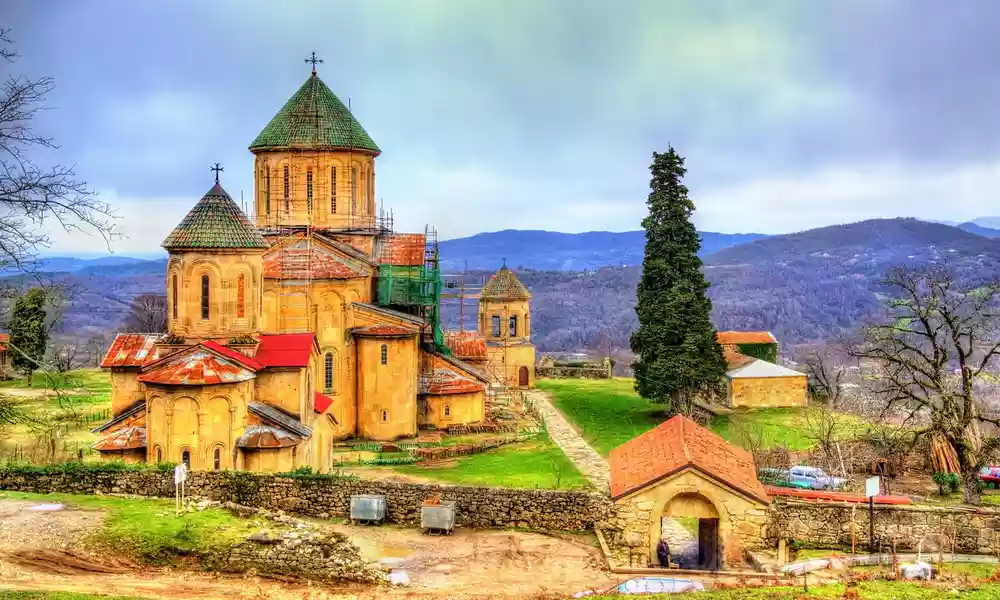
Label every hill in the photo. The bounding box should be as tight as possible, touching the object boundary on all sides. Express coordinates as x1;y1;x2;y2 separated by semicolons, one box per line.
0;255;153;276
438;229;766;271
957;222;1000;238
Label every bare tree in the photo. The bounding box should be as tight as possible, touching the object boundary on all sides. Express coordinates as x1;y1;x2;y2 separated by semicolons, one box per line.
0;28;116;272
83;333;110;367
800;341;854;409
852;267;1000;504
48;342;78;373
121;293;167;333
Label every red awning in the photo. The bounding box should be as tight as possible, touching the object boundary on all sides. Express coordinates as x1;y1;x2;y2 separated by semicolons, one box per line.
314;391;333;414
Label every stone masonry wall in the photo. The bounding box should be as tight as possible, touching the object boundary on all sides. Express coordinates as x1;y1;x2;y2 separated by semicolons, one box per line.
536;366;610;380
767;498;1000;554
0;469;610;532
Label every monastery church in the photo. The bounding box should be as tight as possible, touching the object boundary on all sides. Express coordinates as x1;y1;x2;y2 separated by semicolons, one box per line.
95;61;535;472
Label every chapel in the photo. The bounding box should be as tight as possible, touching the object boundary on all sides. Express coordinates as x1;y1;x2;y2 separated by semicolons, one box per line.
94;61;535;472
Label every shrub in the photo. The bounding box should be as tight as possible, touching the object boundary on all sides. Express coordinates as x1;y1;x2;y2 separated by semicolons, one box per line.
932;471;962;495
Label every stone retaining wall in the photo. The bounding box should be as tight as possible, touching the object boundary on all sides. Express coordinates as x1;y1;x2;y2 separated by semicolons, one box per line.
767;498;1000;554
0;469;610;532
535;366;610;380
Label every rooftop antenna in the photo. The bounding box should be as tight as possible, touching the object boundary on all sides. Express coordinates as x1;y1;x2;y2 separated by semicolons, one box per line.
210;162;224;184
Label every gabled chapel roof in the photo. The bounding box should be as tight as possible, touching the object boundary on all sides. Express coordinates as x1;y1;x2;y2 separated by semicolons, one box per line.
162;183;268;250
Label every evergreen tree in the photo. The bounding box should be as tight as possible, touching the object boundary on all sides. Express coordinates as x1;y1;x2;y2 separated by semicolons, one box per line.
10;287;47;375
629;148;727;414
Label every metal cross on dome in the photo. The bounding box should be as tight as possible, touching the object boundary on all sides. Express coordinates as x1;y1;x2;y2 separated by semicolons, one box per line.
305;52;323;73
210;162;224;184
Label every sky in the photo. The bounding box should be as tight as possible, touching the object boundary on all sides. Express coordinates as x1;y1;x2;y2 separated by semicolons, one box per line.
7;0;1000;256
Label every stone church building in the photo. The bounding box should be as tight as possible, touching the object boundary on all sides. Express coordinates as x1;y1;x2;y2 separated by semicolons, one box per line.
95;64;535;472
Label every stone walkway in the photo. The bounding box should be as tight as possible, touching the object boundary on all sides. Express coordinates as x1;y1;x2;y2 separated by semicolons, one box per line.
525;390;611;492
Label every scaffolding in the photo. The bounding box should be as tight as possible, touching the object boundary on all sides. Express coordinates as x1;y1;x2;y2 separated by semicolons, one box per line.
375;225;446;351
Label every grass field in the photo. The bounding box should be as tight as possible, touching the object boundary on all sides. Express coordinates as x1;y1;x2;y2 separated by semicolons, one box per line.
0;593;143;600
392;432;589;489
538;378;868;454
0;490;279;563
593;582;1000;599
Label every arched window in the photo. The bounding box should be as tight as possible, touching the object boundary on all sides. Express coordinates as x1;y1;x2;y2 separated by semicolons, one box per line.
154;445;163;463
491;315;501;337
171;274;178;319
351;167;357;214
381;409;388;422
306;169;313;212
201;274;210;320
380;344;388;365
181;449;191;469
444;404;451;417
236;273;246;319
368;169;374;208
330;167;337;213
213;446;221;471
324;352;334;390
283;165;290;213
265;168;271;215
509;315;518;337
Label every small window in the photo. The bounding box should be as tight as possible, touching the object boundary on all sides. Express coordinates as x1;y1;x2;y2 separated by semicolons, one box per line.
380;344;388;365
155;446;163;463
330;167;337;213
381;409;388;422
213;447;221;471
201;274;210;320
171;274;178;319
509;315;518;337
306;169;313;212
283;165;290;213
491;315;501;337
236;273;246;319
324;352;334;390
368;169;374;207
265;169;271;214
181;449;191;469
351;167;357;214
444;404;451;417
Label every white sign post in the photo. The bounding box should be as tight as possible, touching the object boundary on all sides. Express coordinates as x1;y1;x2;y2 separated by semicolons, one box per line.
174;463;188;516
865;475;880;553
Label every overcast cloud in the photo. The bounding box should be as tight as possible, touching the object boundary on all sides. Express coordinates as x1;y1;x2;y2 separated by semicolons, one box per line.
6;0;1000;256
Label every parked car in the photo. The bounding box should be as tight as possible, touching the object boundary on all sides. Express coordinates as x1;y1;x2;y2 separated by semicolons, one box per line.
980;466;1000;488
789;466;848;491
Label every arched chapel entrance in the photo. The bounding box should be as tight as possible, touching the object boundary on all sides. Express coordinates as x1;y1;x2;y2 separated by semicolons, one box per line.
518;366;529;387
656;493;721;570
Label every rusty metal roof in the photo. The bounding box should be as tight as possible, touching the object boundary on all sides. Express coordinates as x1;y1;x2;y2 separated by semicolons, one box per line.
201;340;263;371
352;302;424;325
138;349;257;385
717;331;777;345
101;333;161;368
92;426;147;451
92;399;146;433
428;350;491;383
352;324;420;337
378;233;426;266
237;425;303;448
248;401;312;438
263;237;369;280
419;368;485;396
444;331;487;360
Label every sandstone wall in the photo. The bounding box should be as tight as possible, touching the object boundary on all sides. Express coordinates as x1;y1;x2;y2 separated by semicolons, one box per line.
767;498;1000;554
0;469;609;532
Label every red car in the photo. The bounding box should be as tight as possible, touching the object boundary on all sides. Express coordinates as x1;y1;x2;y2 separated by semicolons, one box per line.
979;467;1000;488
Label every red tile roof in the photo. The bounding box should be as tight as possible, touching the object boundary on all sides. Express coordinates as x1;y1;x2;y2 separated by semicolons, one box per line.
264;243;368;279
101;333;161;368
445;331;487;360
379;233;426;266
724;349;756;371
255;333;316;367
609;415;769;503
92;426;147;451
419;368;485;395
138;349;257;386
717;331;777;345
201;340;263;371
353;324;420;337
314;391;334;414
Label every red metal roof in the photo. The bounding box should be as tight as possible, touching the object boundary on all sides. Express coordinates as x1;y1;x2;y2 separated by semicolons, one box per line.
609;415;770;503
138;349;257;386
201;340;263;371
255;333;316;367
92;426;146;451
0;333;8;343
353;324;419;337
101;333;161;368
717;331;777;345
419;368;485;396
264;242;368;279
314;391;333;414
379;233;426;266
445;331;487;360
764;486;912;505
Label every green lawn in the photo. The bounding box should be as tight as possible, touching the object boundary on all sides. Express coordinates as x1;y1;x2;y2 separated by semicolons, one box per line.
392;433;589;490
593;582;1000;599
0;490;279;563
539;378;868;453
0;594;143;600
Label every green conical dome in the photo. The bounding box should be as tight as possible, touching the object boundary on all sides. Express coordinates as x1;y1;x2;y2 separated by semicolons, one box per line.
162;183;269;250
249;73;380;154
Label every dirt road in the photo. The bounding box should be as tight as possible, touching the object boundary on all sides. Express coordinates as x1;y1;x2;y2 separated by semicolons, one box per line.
0;498;617;599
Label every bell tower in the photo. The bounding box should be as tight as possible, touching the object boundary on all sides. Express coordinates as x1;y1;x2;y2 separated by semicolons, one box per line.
478;263;536;388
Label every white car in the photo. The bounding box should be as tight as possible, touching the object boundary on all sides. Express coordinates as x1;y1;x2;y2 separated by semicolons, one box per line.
789;466;848;491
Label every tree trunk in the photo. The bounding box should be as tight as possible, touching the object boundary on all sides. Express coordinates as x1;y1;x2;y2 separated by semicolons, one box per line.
962;467;981;505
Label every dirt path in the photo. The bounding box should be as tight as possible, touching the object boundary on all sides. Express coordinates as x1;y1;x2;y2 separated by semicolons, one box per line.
525;390;610;491
0;497;619;599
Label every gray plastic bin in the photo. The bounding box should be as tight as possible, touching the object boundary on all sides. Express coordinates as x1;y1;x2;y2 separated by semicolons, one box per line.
421;500;456;535
350;494;387;525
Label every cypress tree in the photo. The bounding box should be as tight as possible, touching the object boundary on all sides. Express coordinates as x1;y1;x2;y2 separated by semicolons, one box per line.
629;148;727;415
10;287;48;375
